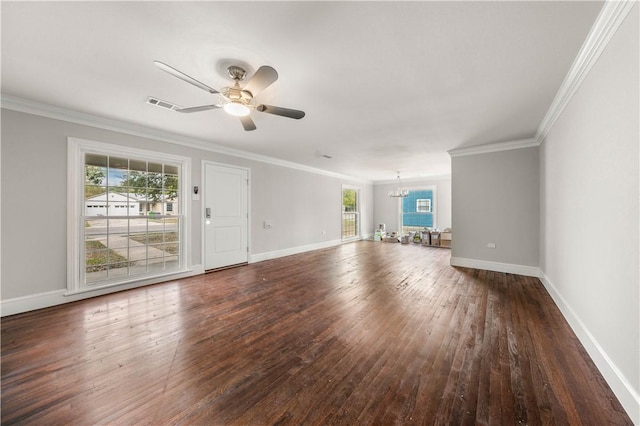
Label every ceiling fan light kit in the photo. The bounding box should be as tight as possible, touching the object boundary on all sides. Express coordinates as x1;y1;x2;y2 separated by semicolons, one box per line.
223;102;251;117
150;61;305;131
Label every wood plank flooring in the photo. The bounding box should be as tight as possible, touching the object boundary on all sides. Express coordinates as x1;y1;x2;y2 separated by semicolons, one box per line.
1;241;632;425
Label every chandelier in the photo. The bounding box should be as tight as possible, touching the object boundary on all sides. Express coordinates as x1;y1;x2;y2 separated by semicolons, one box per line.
389;172;409;198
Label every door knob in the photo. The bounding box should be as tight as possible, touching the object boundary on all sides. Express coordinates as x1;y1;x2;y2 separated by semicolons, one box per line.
206;208;211;218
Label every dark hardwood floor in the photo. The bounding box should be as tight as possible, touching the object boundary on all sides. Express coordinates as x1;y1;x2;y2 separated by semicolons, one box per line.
1;241;632;425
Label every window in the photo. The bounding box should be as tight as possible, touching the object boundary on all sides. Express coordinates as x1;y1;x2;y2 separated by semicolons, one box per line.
68;138;190;293
342;186;360;240
400;188;435;234
416;199;431;213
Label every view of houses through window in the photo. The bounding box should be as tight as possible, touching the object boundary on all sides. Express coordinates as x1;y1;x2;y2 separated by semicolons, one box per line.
401;189;434;234
83;153;181;285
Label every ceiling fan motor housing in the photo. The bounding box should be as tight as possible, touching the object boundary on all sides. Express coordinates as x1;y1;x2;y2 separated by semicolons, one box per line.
227;65;247;81
221;84;253;105
223;66;254;105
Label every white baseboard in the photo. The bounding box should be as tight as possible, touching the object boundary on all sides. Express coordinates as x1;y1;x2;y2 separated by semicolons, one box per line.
1;265;204;317
3;237;366;316
538;270;640;424
1;289;69;317
450;257;540;277
449;257;639;422
250;238;346;263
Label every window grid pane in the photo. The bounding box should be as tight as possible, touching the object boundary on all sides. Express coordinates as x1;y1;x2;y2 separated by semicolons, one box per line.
342;188;359;239
83;152;181;286
402;190;434;234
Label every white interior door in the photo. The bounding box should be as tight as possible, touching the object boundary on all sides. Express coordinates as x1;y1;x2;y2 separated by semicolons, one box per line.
204;163;248;270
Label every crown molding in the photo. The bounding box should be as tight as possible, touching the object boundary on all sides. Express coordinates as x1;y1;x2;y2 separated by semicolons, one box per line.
448;1;636;157
447;138;539;158
535;0;637;144
374;174;451;185
0;95;373;184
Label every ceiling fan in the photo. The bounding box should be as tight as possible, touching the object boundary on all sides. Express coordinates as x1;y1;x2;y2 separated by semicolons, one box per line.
151;61;305;131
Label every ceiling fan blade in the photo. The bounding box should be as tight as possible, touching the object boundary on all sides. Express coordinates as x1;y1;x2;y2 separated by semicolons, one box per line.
242;66;278;97
154;61;219;94
239;115;257;131
175;104;222;113
256;104;305;120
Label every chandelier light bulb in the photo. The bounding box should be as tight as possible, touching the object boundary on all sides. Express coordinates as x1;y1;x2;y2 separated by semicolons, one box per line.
389;172;409;198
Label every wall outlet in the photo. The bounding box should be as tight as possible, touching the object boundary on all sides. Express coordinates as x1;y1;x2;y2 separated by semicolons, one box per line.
263;221;273;229
487;243;496;249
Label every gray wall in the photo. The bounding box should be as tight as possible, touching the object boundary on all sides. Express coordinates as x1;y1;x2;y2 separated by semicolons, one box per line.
1;109;373;300
373;178;451;234
539;4;639;418
451;147;539;267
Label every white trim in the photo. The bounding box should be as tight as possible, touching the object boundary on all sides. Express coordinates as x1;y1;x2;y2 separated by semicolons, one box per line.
446;1;637;156
1;95;372;184
342;183;361;190
450;257;540;277
250;238;346;263
201;161;251;270
64;267;194;297
67;139;84;292
1;265;204;317
342;184;361;240
538;270;640;424
67;137;192;292
448;254;640;422
1;290;67;317
342;236;361;244
397;185;438;232
374;174;452;185
536;0;637;144
447;138;539;158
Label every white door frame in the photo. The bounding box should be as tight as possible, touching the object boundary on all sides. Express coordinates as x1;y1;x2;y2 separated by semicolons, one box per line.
201;161;251;269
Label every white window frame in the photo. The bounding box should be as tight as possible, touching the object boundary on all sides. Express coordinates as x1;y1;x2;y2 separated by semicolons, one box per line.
342;184;361;241
67;137;191;295
397;185;438;232
416;199;432;213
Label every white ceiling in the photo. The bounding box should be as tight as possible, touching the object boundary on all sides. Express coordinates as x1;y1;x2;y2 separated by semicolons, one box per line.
1;1;603;182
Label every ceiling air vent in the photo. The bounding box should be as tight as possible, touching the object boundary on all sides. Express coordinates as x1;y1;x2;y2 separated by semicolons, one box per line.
145;96;182;111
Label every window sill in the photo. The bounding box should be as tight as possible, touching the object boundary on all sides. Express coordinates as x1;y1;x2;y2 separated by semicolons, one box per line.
341;236;362;243
65;267;197;297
